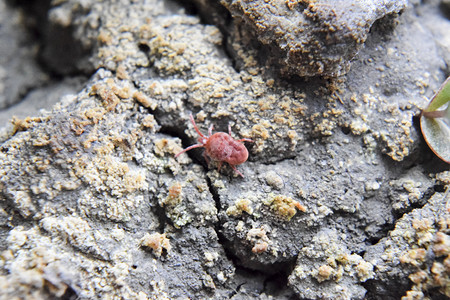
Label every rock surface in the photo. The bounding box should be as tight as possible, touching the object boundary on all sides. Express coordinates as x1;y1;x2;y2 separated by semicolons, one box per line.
0;0;48;109
0;0;449;299
217;0;408;77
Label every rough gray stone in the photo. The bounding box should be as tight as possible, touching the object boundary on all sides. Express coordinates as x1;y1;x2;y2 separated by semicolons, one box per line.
216;0;407;77
288;229;371;299
0;77;86;142
0;0;449;299
0;69;235;299
0;0;48;109
364;191;450;299
40;0;99;75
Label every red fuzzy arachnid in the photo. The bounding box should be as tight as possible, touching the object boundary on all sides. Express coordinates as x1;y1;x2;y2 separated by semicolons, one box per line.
175;114;253;177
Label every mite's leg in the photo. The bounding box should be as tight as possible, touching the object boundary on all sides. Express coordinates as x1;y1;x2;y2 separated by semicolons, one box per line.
175;144;204;158
189;114;206;138
230;164;244;177
237;138;254;143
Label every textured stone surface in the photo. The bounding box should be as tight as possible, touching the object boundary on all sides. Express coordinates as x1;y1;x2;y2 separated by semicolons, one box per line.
0;0;449;299
0;77;86;141
0;69;235;299
0;1;48;109
217;0;407;77
288;229;374;299
364;190;450;299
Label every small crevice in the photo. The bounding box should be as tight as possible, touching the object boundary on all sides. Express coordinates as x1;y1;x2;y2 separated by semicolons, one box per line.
227;281;245;298
392;184;437;222
158;125;189;147
257;154;298;166
366;222;396;246
229;263;297;299
58;285;79;300
205;175;220;209
362;278;412;300
44;281;79;300
159;124;208;170
169;0;199;17
424;287;450;300
440;0;450;20
136;43;153;70
0;193;38;226
433;184;446;193
137;43;150;54
204;174;238;267
263;269;297;299
366;183;441;249
341;125;351;135
150;194;172;233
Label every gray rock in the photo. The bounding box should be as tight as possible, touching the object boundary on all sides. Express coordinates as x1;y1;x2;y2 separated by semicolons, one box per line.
0;0;449;299
215;0;407;77
364;191;450;299
0;69;235;299
0;0;48;109
0;77;86;142
288;229;371;299
40;1;98;75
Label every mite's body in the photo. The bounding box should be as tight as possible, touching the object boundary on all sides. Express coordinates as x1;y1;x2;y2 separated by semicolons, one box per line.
175;114;253;177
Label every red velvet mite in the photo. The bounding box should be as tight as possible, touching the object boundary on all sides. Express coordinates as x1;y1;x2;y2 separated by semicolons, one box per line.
175;114;253;177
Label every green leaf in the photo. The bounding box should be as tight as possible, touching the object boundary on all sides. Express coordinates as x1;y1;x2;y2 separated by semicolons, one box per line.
420;77;450;163
425;76;450;112
420;114;450;163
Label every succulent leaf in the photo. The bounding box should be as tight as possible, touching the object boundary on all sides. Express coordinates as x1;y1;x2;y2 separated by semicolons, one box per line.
420;77;450;163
